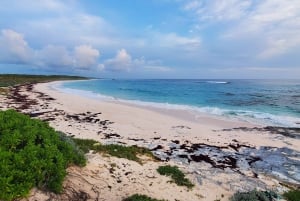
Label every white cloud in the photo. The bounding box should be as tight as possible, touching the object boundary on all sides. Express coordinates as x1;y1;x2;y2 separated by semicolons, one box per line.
0;29;32;64
0;29;102;71
0;0;117;50
258;39;291;59
18;13;116;49
0;0;69;13
2;0;297;78
184;1;202;10
251;0;300;23
74;45;100;69
223;0;300;37
0;28;171;74
101;48;172;73
0;0;199;76
153;32;201;51
103;49;132;72
249;0;300;58
184;0;251;21
184;0;300;58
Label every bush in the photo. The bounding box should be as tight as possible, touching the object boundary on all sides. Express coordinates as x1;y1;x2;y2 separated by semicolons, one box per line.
123;194;165;201
157;165;194;188
283;189;300;201
0;110;86;201
230;190;278;201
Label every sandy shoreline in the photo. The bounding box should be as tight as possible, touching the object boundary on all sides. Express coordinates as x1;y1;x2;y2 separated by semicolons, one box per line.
0;81;299;201
49;80;263;127
38;81;299;150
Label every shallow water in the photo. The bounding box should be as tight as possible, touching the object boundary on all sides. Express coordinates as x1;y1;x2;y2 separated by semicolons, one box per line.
60;79;300;127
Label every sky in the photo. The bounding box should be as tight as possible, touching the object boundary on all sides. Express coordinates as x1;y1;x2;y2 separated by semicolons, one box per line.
0;0;300;79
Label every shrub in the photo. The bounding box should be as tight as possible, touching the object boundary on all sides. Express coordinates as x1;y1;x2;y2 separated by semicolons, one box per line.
123;194;165;201
0;110;86;201
157;165;194;188
283;189;300;201
230;190;278;201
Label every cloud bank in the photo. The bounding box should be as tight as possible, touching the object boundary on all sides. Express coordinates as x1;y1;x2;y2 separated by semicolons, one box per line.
184;0;300;59
0;29;32;64
0;29;170;75
101;49;172;73
0;29;101;71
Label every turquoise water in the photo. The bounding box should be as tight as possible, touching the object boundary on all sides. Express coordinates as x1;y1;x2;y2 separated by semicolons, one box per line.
59;79;300;127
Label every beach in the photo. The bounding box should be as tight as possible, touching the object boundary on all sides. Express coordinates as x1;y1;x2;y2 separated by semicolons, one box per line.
0;81;299;201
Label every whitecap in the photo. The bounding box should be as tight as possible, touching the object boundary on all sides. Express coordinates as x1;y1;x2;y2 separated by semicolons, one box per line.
206;81;230;84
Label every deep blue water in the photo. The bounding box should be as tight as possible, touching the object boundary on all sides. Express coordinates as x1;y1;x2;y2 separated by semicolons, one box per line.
59;79;300;127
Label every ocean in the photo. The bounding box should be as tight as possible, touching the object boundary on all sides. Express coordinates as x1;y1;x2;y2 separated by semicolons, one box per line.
57;79;300;128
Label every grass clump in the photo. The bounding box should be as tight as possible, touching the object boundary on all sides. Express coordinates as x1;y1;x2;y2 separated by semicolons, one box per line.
72;138;99;154
73;138;156;163
283;189;300;201
0;87;9;95
96;144;154;163
230;190;278;201
123;194;166;201
0;110;86;201
157;165;194;188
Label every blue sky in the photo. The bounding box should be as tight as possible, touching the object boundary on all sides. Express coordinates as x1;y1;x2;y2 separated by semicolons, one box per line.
0;0;299;78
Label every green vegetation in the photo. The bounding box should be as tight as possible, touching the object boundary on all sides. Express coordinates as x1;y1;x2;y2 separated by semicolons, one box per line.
123;194;166;201
283;189;300;201
0;74;88;87
230;190;278;201
72;138;99;154
0;110;86;201
73;138;156;163
157;165;194;188
97;144;155;163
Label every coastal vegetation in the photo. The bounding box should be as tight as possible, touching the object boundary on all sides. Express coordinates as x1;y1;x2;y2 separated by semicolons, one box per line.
283;189;300;201
0;110;86;201
73;138;156;163
157;165;194;188
71;138;99;153
230;189;300;201
123;194;166;201
230;190;278;201
0;74;88;87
